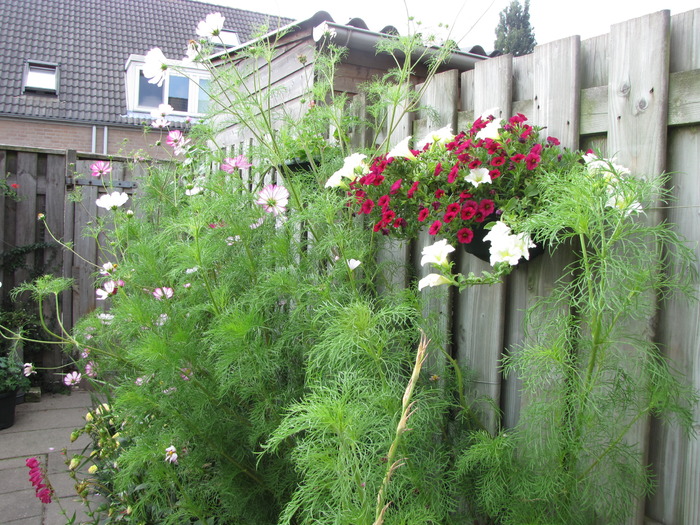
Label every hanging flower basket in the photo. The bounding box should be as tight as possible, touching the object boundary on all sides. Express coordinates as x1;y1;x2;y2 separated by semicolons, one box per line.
328;111;581;269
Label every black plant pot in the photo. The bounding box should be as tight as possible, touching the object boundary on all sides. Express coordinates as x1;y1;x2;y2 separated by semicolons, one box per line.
462;219;545;264
0;389;18;430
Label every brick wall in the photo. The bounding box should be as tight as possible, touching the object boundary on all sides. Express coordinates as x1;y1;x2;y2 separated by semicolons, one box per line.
0;118;174;160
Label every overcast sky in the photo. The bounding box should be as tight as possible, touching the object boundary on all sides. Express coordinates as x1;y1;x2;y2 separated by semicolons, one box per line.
199;0;698;51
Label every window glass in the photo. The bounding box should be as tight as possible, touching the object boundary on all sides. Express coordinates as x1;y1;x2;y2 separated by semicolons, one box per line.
168;75;189;112
138;70;163;107
197;79;210;114
25;64;57;91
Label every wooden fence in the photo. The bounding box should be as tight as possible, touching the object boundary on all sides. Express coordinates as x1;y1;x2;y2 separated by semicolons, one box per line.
366;8;699;525
0;146;142;376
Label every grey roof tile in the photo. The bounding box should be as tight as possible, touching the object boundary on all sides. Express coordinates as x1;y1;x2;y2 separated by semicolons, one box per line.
0;0;294;126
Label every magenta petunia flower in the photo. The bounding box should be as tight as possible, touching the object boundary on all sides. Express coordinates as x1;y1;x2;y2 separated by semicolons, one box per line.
429;220;443;235
256;184;290;216
90;161;112;178
457;228;474;244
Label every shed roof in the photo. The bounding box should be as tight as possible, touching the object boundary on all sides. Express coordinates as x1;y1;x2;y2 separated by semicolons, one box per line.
0;0;293;127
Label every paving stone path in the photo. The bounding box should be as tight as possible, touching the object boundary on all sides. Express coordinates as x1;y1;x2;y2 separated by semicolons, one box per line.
0;389;106;524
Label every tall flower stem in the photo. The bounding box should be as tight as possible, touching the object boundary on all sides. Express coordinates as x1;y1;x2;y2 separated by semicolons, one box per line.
373;332;429;525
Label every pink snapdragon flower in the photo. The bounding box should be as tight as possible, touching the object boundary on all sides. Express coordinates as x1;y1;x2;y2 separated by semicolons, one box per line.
256;184;289;216
26;457;53;504
90;161;112;178
220;155;252;173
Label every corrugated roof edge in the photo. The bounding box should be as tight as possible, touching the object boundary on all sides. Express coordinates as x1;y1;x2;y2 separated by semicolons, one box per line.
209;10;488;71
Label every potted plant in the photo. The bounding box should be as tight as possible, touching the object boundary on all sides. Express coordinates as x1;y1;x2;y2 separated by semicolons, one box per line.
0;352;30;429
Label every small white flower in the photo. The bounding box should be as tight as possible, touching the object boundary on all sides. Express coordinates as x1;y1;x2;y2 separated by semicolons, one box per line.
196;12;225;39
185;267;198;274
465;167;492;188
347;259;361;270
185;185;203;196
150;103;173;119
97;313;114;325
226;236;240;245
100;262;116;275
387;136;415;160
96;191;129;210
420;239;455;267
418;273;451;291
318;21;337;38
155;313;169;326
142;48;168;87
165;445;178;464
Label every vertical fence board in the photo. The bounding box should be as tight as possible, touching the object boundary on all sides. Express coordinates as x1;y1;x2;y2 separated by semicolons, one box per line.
15;153;38;286
414;70;459;375
455;56;512;433
61;150;77;331
42;154;66;371
608;10;671;525
647;8;700;524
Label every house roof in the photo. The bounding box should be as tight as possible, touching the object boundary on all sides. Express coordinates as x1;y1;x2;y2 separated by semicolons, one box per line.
0;0;293;127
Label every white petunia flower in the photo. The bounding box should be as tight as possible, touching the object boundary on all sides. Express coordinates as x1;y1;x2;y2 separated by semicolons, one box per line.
417;126;455;150
418;273;451;291
387;136;415;160
420;239;455;267
484;221;535;267
325;153;368;188
464;167;492;188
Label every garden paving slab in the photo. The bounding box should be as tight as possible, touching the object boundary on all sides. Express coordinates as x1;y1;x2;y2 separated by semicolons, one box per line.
0;389;104;524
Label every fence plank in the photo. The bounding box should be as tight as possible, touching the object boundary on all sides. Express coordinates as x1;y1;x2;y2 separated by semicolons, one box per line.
61;150;77;331
15;153;38;286
0;150;5;304
608;10;671;525
455;56;512;433
647;8;700;524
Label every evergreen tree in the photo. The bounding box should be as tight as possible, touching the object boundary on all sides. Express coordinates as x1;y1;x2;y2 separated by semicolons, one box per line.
494;0;536;56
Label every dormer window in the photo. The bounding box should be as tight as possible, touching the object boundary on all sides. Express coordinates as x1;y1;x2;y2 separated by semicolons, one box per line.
218;30;240;47
24;61;59;94
126;55;210;117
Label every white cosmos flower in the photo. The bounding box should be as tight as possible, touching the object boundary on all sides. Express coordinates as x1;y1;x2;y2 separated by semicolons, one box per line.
165;445;178;464
96;191;129;210
388;136;415;160
196;12;225;39
142;48;169;87
418;273;451;291
465;167;492;188
417;126;455;150
420;239;455;267
150;103;173;119
347;259;362;270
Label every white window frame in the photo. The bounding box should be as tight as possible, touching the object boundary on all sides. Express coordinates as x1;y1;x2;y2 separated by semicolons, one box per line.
23;60;59;94
125;55;210;116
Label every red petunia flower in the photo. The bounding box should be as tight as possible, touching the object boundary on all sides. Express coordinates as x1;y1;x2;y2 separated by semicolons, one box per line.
490;156;506;167
447;164;460;184
389;178;403;195
511;153;526;163
461;200;478;220
360;199;374;214
434;162;443;176
417;208;430;222
478;199;495;216
434;188;445;199
429;220;443;235
468;158;482;170
407;181;419;198
377;195;391;208
489;169;501;179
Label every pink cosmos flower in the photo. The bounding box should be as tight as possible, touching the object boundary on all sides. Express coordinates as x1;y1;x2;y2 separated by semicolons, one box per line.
166;130;190;156
153;287;174;300
64;371;82;386
221;155;252;173
90;161;111;178
84;362;97;378
256;184;289;216
151;117;171;129
96;280;120;301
